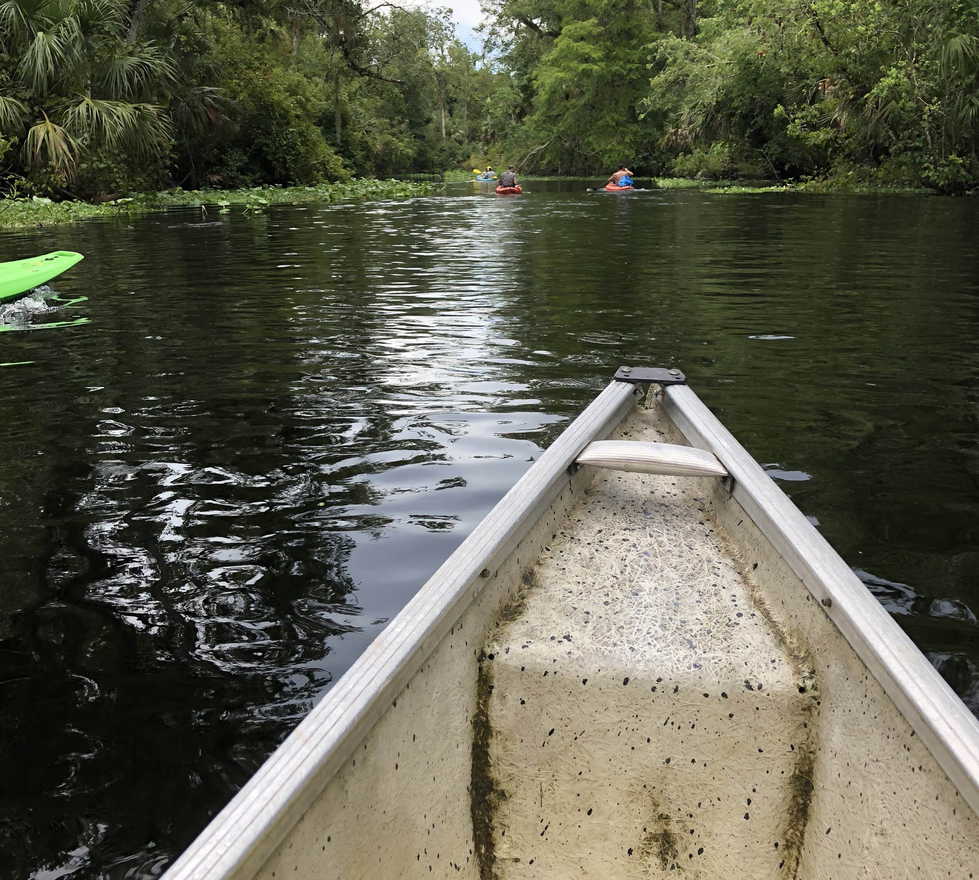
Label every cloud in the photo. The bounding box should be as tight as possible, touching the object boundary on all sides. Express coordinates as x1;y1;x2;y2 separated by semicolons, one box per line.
443;0;484;30
404;0;486;49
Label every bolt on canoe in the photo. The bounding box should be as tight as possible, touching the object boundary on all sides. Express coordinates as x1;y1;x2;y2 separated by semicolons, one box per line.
0;251;84;303
164;367;979;880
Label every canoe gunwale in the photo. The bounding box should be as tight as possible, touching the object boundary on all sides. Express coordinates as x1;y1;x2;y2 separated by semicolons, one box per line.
663;383;979;816
164;374;979;880
163;379;639;880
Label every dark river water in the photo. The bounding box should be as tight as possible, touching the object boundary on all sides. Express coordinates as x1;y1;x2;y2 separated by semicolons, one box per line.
2;181;978;877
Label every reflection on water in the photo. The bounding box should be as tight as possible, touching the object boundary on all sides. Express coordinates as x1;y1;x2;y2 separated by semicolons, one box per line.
1;184;978;876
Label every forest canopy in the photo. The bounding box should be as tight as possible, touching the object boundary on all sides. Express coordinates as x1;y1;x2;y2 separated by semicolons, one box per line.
0;0;499;197
1;0;977;197
484;0;979;191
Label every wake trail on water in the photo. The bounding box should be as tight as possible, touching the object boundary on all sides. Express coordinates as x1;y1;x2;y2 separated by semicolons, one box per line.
0;285;89;332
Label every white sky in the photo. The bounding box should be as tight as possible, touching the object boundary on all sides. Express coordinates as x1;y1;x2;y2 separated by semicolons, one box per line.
443;0;485;30
408;0;486;49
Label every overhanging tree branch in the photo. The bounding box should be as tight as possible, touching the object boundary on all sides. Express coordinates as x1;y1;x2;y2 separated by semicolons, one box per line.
290;0;406;83
337;36;404;83
515;16;561;38
804;2;861;92
356;2;408;20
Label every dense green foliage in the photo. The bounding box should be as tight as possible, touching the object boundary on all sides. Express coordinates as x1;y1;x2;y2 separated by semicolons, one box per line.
0;0;499;199
2;0;977;197
484;0;979;191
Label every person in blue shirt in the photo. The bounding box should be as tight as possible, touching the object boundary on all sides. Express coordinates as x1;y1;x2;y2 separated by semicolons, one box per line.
608;165;635;187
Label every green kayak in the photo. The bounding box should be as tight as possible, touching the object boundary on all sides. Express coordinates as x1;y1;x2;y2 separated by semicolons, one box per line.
0;251;84;303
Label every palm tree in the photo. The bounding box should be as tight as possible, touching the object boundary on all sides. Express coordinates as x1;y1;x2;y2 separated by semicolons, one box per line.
939;33;979;158
0;0;176;185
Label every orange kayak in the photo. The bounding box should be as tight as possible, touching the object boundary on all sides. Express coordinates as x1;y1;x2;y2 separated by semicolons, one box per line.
495;185;522;195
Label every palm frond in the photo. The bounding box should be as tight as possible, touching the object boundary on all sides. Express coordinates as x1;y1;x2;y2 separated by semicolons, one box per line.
948;93;979;128
61;93;137;146
17;24;72;93
99;42;176;98
941;34;979;81
74;0;125;37
124;102;174;157
24;110;77;172
0;95;29;131
62;93;173;157
0;0;53;43
170;85;228;135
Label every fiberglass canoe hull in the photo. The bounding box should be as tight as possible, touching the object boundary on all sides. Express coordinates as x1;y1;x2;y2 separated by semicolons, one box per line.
164;368;979;880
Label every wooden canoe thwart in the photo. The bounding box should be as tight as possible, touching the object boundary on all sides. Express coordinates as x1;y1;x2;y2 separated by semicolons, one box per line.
165;368;979;880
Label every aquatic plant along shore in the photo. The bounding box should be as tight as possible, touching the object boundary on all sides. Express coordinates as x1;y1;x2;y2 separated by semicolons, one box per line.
0;181;436;231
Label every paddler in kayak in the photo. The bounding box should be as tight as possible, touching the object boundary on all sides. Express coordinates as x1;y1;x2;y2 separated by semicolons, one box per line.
607;165;635;187
498;166;519;188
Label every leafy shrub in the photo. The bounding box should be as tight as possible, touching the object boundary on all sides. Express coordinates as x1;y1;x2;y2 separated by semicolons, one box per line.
70;149;172;200
205;149;260;189
253;121;350;185
210;25;350;185
921;155;976;195
673;142;736;179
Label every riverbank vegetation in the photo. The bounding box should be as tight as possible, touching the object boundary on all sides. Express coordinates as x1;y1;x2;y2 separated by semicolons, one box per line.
0;0;495;201
483;0;979;193
0;179;433;230
1;0;977;200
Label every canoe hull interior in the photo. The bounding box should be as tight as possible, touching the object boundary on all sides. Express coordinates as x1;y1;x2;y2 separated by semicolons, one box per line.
0;251;84;302
165;382;979;880
479;405;979;876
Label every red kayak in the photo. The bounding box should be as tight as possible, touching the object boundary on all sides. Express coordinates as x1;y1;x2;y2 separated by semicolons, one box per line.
603;184;635;192
495;185;522;195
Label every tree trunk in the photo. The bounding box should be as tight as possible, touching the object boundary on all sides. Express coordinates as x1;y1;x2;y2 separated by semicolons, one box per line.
686;0;698;37
334;67;342;145
127;0;150;41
